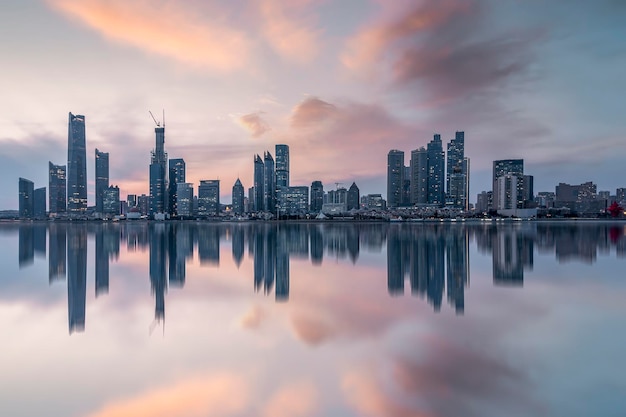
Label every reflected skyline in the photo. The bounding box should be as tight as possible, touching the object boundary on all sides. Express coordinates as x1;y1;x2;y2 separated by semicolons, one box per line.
8;221;626;333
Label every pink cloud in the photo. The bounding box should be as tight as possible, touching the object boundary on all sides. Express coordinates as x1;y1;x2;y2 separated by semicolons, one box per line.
48;0;252;72
261;381;319;417
238;112;271;138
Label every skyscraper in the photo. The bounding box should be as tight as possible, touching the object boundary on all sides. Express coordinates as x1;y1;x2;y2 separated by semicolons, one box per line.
34;187;46;218
253;154;264;212
492;159;524;210
387;150;404;208
168;158;185;216
176;183;194;217
102;185;120;215
18;177;34;218
347;182;360;210
149;124;168;215
427;134;445;205
198;180;220;215
95;148;109;214
410;147;428;205
275;144;289;188
310;181;324;212
232;178;244;215
49;162;66;214
67;112;87;213
264;151;276;213
446;131;468;209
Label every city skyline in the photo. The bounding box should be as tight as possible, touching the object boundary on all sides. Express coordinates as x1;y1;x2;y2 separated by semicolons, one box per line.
1;1;625;209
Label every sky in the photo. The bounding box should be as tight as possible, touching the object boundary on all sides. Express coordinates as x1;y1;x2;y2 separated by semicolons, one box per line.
1;0;625;208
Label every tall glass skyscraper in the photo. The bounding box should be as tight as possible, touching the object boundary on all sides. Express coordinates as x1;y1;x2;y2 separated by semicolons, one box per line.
427;134;445;205
446;131;468;209
264;151;275;213
67;113;87;213
95;148;109;214
310;180;324;213
253;154;264;212
168;158;185;216
232;178;244;215
49;162;66;214
149;126;168;215
19;177;34;218
410;147;428;205
275;144;289;188
387;150;404;208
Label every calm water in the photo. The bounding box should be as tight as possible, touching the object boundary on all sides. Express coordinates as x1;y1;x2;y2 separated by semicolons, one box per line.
1;221;625;417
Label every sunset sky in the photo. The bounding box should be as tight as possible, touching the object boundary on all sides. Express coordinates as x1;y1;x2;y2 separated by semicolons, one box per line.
1;0;625;208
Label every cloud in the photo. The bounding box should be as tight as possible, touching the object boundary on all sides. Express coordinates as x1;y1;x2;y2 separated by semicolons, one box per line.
258;0;322;64
85;372;250;417
238;112;271;138
261;381;318;417
290;97;337;128
48;0;252;72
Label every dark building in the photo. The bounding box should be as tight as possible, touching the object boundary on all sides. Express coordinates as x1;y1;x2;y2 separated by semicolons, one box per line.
493;159;523;188
67;225;87;333
198;180;220;215
138;194;149;216
446;131;468;209
264;151;276;213
34;187;46;218
18;177;34;218
427;134;445;205
49;224;66;282
387;150;404;208
168;158;185;216
149;124;167;215
310;181;324;213
410;147;428;205
347;182;360;210
103;185;120;216
275;144;289;188
253;154;264;212
49;162;66;214
67;112;87;213
95;148;109;213
232;178;244;215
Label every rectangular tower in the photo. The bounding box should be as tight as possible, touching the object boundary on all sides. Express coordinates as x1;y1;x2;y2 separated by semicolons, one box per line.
95;148;109;213
49;162;67;214
67;113;87;213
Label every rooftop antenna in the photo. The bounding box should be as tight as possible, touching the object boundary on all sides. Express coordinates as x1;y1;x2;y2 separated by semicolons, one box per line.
162;109;165;128
148;110;161;127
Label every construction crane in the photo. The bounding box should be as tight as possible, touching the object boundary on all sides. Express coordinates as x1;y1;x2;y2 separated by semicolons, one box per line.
148;110;165;127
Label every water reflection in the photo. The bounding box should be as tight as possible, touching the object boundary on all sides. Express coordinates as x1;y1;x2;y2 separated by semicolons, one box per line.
7;221;626;334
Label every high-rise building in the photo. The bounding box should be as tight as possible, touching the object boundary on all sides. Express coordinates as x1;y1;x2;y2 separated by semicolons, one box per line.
446;132;468;209
427;134;445;205
19;178;34;218
137;194;149;216
387;150;404;208
49;162;66;214
476;191;492;213
67;112;87;213
168;158;185;216
264;151;276;213
310;181;324;212
149;124;168;215
127;194;137;208
253;155;264;212
198;180;220;215
493;159;523;187
102;185;120;215
410;147;428;205
95;148;109;213
347;182;360;210
492;159;525;210
177;183;194;217
277;186;309;215
275;144;289;188
34;187;46;218
232;178;244;215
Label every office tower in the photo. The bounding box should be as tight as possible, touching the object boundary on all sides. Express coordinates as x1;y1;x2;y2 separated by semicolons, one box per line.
476;191;492;212
254;154;264;212
427;134;445;205
248;187;254;213
310;180;324;212
277;186;309;215
149;123;168;215
67;225;87;333
275;144;289;188
492;159;524;210
410;147;428;204
387;150;404;208
18;177;34;218
95;148;109;213
617;188;626;203
127;194;137;208
49;162;66;214
138;194;149;216
264;151;276;213
232;178;244;215
103;185;120;215
34;187;46;218
402;166;411;205
198;180;220;215
67;112;87;213
168;158;185;216
177;183;194;217
347;182;360;210
446;132;468;209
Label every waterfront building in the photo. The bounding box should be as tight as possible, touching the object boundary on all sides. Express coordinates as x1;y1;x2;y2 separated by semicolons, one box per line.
177;183;194;217
95;148;109;213
18;177;34;219
253;155;264;212
275;144;289;188
232;178;244;215
347;182;360;210
102;185;120;216
310;181;324;213
198;180;220;215
264;151;276;213
168;158;185;216
34;187;46;218
410;147;428;205
387;150;404;208
149;124;167;215
67;113;87;213
49;162;66;214
427;134;445;205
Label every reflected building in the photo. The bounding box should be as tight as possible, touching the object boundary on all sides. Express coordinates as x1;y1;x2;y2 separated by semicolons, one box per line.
149;224;167;321
18;225;34;267
49;224;67;282
67;225;87;333
198;226;220;265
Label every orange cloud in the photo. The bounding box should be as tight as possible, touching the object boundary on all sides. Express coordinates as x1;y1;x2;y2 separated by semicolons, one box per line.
48;0;251;72
258;0;322;64
262;381;319;417
85;372;250;417
238;112;271;138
